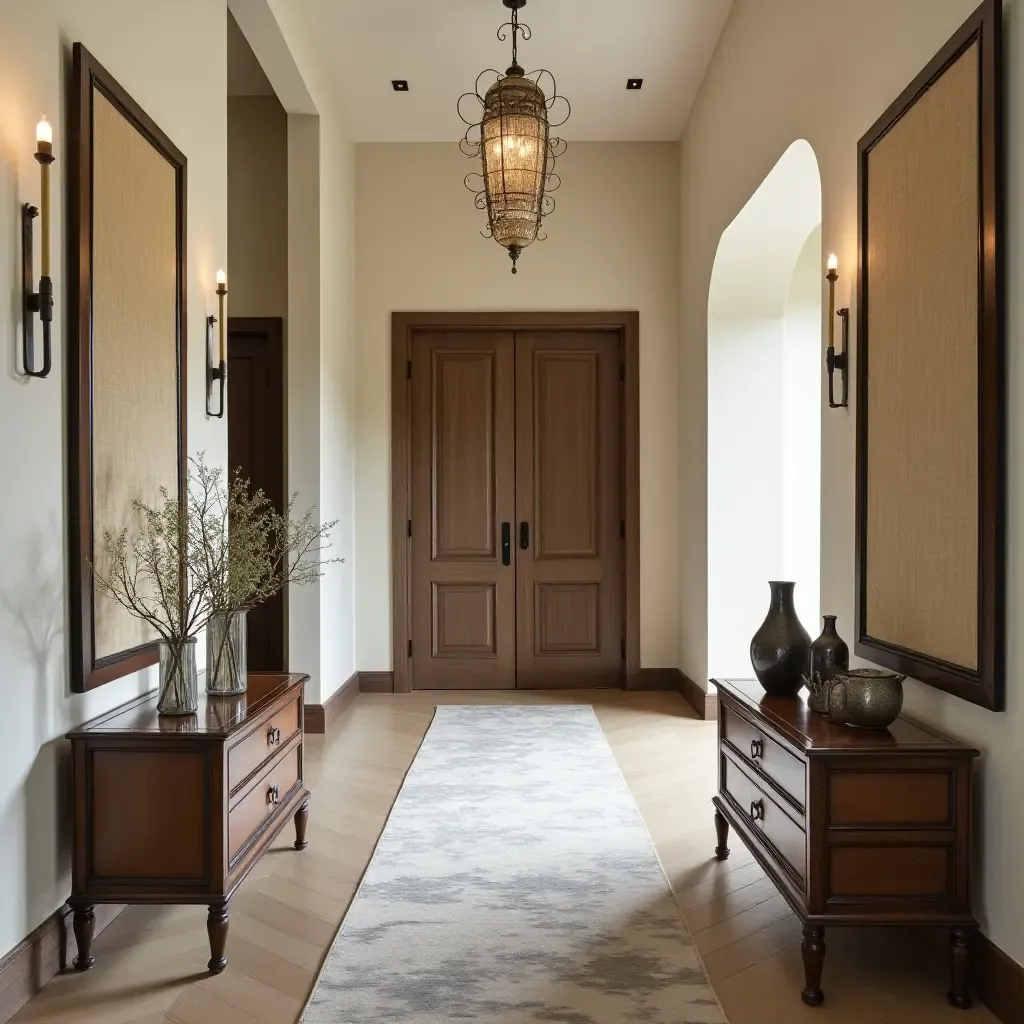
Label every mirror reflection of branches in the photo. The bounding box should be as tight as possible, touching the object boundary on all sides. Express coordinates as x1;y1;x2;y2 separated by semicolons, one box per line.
91;454;339;714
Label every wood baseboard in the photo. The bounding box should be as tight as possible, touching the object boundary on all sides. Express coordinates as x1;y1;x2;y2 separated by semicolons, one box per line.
979;932;1024;1024
304;671;359;734
358;671;395;693
636;668;717;720
0;903;123;1024
634;668;682;692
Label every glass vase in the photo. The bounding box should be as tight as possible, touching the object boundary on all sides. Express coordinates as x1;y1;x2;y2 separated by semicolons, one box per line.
206;610;248;695
157;637;199;715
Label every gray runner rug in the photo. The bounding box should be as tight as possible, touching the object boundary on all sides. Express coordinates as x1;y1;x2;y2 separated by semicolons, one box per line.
302;705;726;1023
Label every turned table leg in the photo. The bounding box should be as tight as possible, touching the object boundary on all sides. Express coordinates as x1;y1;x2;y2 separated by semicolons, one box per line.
948;926;974;1009
294;798;310;851
207;900;229;974
801;924;826;1006
713;807;730;860
71;902;96;971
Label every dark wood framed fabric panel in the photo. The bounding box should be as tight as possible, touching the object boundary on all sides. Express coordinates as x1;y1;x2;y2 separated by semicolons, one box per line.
68;43;188;692
854;0;1004;710
391;312;640;694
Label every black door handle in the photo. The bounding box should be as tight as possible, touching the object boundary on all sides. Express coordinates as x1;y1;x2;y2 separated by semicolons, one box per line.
501;522;511;566
520;521;529;550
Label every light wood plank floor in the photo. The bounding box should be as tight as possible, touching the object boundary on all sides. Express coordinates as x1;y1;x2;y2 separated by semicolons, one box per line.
14;690;996;1024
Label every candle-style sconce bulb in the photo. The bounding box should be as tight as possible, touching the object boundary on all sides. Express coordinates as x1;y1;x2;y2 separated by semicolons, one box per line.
21;115;56;379
825;253;848;409
207;270;229;417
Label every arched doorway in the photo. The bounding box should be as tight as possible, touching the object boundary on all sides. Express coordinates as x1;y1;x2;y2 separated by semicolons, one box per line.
707;140;822;678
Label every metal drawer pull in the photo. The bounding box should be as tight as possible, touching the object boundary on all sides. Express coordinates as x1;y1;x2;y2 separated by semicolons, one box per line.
750;738;763;761
267;784;280;806
750;799;765;821
267;726;281;746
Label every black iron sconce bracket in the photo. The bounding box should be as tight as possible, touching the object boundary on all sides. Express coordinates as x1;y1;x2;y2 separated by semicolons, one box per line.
827;307;849;409
21;203;53;378
206;314;226;418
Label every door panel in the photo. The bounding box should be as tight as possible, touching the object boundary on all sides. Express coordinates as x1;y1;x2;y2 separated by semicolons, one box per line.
516;331;623;688
411;332;516;689
228;319;285;672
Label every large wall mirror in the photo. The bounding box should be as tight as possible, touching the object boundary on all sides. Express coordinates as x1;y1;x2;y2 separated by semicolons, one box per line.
69;43;187;692
855;0;1003;710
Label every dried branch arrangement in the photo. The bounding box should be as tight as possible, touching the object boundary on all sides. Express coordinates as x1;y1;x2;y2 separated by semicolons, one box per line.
92;453;339;649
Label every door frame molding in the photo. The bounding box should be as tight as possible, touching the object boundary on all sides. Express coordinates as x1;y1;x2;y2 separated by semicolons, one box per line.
390;311;641;693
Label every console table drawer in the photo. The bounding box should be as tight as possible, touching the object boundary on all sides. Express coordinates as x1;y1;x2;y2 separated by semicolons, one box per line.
228;695;301;793
724;755;806;883
722;703;806;811
229;745;301;861
828;770;954;828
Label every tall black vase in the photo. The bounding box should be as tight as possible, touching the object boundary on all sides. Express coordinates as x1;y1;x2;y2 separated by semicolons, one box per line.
750;581;811;697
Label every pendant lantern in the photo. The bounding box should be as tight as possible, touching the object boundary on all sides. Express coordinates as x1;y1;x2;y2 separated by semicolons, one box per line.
458;0;570;274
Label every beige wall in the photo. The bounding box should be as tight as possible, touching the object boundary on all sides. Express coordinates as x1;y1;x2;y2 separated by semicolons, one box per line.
679;0;1024;964
354;142;681;672
0;0;227;960
227;95;288;318
231;0;358;705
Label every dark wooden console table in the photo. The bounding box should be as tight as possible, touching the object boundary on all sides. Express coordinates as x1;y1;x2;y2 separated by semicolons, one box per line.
711;678;979;1008
67;672;310;973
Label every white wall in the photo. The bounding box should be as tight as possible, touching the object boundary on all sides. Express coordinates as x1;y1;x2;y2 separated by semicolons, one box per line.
0;0;227;960
353;141;681;671
782;226;822;629
680;0;1024;966
707;316;785;677
707;143;821;677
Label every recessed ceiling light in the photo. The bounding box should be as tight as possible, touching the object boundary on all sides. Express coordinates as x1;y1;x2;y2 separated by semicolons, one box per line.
392;80;409;92
626;78;644;90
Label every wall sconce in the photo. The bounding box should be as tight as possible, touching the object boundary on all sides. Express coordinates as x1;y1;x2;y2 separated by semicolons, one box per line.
206;269;227;417
825;253;848;409
21;117;55;379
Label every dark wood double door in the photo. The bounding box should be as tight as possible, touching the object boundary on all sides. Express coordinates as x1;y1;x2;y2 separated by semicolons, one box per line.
410;329;624;690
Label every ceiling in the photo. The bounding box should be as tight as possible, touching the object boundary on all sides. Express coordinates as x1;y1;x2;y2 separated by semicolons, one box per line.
299;0;734;142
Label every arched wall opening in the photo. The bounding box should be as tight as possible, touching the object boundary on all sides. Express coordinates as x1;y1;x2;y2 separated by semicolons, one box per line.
707;139;822;679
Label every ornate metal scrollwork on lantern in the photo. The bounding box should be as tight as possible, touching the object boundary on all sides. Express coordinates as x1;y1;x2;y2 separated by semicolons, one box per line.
458;0;570;274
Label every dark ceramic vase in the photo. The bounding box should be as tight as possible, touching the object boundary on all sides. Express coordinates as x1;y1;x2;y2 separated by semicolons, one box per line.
809;615;849;684
750;581;811;697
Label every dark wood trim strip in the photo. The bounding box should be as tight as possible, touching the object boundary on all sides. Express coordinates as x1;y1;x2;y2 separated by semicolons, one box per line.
0;904;123;1024
636;668;717;720
304;671;358;734
978;932;1024;1024
390;311;641;693
358;671;395;693
622;313;642;689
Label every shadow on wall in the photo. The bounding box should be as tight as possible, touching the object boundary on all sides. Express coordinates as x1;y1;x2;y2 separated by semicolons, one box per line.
0;527;66;936
707;139;822;678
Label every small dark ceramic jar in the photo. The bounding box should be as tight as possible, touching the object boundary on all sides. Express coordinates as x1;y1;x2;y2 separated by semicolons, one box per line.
807;615;850;711
750;581;811;698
